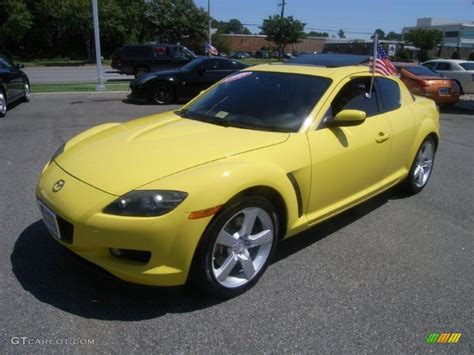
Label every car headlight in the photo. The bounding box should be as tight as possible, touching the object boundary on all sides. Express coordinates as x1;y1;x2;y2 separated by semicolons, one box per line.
50;144;65;163
103;190;188;217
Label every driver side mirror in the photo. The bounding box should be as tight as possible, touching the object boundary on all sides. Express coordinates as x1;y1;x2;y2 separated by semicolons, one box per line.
333;109;366;126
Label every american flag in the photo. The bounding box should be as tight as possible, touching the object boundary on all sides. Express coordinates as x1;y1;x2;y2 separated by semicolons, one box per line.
371;43;398;76
205;42;218;56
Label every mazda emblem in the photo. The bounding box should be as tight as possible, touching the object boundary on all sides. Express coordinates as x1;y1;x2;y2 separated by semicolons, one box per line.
52;179;65;192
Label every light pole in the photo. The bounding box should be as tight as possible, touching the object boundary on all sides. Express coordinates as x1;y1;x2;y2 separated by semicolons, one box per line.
208;0;212;54
92;0;105;91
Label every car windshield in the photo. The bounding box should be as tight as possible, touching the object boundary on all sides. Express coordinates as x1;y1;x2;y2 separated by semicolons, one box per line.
405;65;442;77
0;56;13;68
178;71;331;132
460;62;474;71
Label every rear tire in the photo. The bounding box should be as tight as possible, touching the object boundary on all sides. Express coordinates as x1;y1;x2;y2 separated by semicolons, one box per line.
401;137;436;195
190;196;279;298
134;67;149;78
0;91;6;118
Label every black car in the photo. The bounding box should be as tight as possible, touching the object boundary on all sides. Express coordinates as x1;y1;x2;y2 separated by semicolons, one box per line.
0;56;30;118
111;44;197;78
128;57;248;104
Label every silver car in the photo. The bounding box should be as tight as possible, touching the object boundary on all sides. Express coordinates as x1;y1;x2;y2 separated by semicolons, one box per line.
423;59;474;94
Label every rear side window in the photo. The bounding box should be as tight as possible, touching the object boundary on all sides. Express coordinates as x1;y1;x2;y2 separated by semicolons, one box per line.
436;62;452;71
123;46;152;58
232;61;247;70
376;78;401;113
154;46;169;57
423;62;436;69
405;65;442;77
215;60;233;70
460;63;474;70
331;77;380;117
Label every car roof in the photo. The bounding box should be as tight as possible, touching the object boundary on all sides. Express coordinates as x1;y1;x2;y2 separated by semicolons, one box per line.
245;62;372;80
425;59;470;63
287;53;370;67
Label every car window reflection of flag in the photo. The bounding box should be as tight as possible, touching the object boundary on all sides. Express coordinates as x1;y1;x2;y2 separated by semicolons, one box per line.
371;43;399;77
205;43;218;56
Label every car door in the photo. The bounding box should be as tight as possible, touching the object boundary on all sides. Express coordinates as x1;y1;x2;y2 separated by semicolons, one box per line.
305;76;392;223
197;59;226;91
375;77;417;187
0;57;22;101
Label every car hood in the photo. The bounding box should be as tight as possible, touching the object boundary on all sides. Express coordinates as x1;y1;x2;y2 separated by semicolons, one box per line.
55;111;289;196
131;69;185;86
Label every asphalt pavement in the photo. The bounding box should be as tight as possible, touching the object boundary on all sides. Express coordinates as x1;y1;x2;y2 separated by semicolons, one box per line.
23;65;133;84
0;93;472;353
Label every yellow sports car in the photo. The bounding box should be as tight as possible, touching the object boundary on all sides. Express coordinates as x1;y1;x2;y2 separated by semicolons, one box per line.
36;58;440;298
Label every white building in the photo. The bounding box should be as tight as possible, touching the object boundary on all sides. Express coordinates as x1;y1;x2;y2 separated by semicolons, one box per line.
402;18;474;58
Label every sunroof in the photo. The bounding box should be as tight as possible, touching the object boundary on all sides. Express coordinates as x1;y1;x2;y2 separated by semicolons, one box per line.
286;53;370;67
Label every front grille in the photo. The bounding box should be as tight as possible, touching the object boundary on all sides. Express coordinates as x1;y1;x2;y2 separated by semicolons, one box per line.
57;216;74;244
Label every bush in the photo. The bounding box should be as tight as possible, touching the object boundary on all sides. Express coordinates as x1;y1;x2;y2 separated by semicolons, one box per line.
451;51;461;59
468;52;474;61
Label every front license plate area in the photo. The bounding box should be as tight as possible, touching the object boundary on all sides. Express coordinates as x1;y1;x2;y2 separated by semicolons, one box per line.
38;200;61;240
438;87;449;96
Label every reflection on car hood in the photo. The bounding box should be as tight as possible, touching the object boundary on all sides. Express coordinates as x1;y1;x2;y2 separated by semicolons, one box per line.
55;111;289;195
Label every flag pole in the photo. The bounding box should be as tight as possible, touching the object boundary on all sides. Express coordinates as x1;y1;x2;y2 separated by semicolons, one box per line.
367;34;377;98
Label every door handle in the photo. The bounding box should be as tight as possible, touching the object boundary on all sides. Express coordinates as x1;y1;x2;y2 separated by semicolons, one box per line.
375;131;390;143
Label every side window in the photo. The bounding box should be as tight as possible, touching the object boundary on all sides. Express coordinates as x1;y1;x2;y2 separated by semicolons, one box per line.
331;78;380;118
423;62;436;69
202;59;218;71
436;62;452;71
376;77;401;113
124;46;151;58
154;46;169;57
215;60;233;70
0;57;12;68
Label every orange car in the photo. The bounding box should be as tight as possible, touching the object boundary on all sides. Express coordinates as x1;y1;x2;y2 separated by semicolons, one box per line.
395;63;460;105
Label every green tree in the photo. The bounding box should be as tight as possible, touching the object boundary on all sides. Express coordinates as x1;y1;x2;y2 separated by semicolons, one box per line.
337;29;345;38
405;28;443;61
307;31;329;37
144;0;209;44
371;28;385;40
261;15;305;60
386;31;401;41
0;0;33;52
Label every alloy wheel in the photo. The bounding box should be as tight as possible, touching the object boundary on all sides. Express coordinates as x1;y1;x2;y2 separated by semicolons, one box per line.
24;83;31;101
211;207;274;288
0;93;6;117
413;140;434;188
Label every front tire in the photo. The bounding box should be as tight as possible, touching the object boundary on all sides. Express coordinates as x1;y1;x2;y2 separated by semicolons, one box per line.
401;137;436;195
0;91;7;118
190;196;279;298
150;82;175;105
23;82;31;102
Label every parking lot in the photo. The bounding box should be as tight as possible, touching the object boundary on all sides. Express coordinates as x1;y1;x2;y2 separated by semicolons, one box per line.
0;92;472;353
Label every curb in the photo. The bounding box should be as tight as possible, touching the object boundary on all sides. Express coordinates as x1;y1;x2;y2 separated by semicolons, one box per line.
32;91;129;95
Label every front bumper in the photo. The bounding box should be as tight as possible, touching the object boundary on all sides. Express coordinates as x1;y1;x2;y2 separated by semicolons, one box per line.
36;161;210;286
127;86;149;103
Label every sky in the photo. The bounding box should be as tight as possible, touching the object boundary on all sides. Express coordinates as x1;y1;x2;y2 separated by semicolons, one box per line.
194;0;473;39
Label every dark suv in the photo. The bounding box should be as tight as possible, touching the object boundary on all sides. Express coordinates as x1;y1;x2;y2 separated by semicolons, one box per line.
111;44;197;78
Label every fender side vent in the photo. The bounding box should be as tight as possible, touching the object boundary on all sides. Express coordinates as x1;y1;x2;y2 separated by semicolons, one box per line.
287;173;303;217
